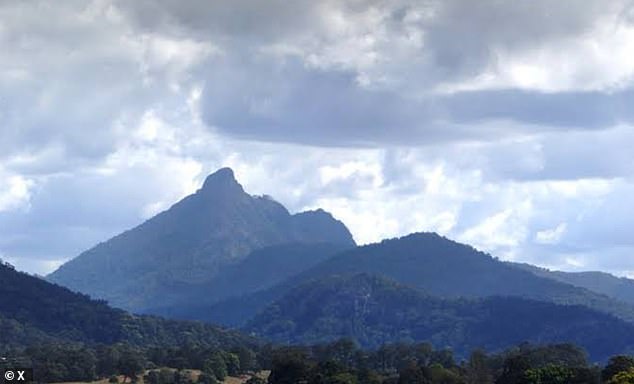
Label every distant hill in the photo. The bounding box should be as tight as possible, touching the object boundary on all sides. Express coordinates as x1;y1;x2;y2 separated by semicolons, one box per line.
510;262;634;305
245;273;634;361
48;167;355;311
144;242;351;318
193;233;634;327
0;261;255;349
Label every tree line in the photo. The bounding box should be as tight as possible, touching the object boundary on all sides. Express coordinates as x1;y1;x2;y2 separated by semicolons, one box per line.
2;339;634;383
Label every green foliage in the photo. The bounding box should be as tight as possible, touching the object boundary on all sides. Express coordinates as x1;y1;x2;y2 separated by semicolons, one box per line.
144;368;197;384
523;364;574;384
292;232;634;324
117;346;145;382
268;348;313;384
0;263;257;350
0;338;630;384
397;362;432;384
246;273;634;361
465;350;493;384
23;344;98;383
4;342;262;383
608;368;634;384
604;356;634;382
203;352;228;381
196;372;219;384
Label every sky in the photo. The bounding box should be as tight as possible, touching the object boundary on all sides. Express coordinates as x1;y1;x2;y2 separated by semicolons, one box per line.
1;0;634;276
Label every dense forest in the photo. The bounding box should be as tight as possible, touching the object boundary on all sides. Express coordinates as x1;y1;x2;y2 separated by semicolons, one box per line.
0;262;255;349
245;274;634;361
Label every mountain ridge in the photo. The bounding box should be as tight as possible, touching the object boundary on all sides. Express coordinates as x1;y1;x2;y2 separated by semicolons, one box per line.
509;261;634;305
186;232;634;327
48;167;355;312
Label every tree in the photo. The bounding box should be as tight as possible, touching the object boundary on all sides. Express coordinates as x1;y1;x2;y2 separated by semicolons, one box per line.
197;372;219;384
328;372;358;384
430;349;456;369
268;350;312;384
203;352;228;381
428;363;463;384
465;349;492;384
496;355;531;384
223;352;241;376
117;348;145;383
358;368;382;384
609;369;634;384
604;356;634;382
523;364;573;384
174;370;194;384
235;347;257;372
398;361;431;384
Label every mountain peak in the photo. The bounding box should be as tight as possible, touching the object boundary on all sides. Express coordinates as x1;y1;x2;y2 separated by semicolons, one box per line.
201;167;244;193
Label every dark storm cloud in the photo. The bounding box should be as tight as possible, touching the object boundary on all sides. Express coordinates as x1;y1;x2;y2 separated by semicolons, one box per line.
201;58;634;146
87;0;631;147
201;57;486;146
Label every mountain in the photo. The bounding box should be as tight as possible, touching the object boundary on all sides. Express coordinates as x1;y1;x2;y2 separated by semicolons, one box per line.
144;242;351;318
245;273;634;361
0;261;255;349
288;233;634;321
48;167;355;311
510;262;634;305
193;233;634;327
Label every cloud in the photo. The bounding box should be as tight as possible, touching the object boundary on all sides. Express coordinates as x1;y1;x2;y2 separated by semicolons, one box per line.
0;0;213;162
3;0;634;154
0;167;33;212
1;0;634;279
535;223;568;245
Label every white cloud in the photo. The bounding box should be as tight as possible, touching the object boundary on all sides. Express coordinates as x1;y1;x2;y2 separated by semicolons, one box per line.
0;168;33;212
535;223;568;245
439;18;634;93
1;0;634;279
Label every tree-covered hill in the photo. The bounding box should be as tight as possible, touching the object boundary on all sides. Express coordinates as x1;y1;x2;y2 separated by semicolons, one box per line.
0;261;255;349
283;233;634;322
189;232;634;328
245;274;634;361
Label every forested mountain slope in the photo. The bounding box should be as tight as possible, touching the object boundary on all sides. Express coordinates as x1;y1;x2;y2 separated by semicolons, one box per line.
0;261;255;349
191;233;634;327
48;167;354;311
245;274;634;361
